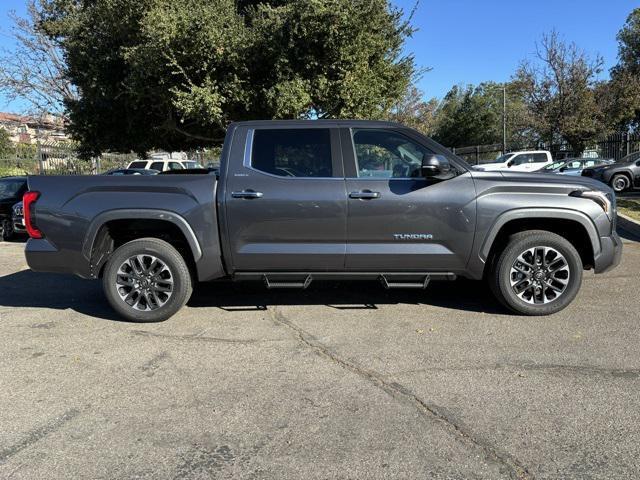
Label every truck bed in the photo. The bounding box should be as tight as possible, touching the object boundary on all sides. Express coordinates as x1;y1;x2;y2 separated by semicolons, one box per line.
26;174;225;281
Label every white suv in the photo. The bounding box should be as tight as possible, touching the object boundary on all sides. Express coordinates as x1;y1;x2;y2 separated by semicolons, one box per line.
476;150;553;172
127;159;202;172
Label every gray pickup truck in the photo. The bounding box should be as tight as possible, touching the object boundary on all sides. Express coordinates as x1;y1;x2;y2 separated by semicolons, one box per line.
24;120;621;322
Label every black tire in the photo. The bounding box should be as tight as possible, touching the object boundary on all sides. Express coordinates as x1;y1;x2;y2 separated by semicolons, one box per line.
489;230;583;316
610;174;630;193
102;238;192;322
1;218;14;241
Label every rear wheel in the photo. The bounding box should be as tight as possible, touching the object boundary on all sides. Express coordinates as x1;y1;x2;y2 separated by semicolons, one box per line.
490;230;582;316
103;238;192;322
610;174;630;193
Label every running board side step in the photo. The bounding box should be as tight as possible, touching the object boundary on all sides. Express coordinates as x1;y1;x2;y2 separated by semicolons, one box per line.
263;274;313;289
379;274;430;289
234;272;457;285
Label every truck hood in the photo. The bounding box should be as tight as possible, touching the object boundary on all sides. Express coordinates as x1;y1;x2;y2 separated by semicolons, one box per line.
497;170;612;193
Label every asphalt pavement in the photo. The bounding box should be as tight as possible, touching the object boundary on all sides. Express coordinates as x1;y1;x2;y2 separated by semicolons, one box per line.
0;229;639;479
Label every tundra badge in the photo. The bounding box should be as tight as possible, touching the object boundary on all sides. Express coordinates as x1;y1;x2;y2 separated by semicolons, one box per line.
393;233;434;240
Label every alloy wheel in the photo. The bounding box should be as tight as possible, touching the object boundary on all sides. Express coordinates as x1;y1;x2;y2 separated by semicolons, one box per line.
115;254;174;311
509;246;570;304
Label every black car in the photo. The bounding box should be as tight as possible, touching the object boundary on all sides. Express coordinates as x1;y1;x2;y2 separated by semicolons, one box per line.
0;176;28;240
582;151;640;192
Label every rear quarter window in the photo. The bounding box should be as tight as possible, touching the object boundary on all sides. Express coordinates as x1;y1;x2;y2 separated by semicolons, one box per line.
129;161;148;169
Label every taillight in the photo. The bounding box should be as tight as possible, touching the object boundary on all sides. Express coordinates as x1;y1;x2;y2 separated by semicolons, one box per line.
23;191;43;239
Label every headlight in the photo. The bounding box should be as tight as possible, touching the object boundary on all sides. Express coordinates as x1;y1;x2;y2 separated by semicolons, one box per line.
569;190;613;219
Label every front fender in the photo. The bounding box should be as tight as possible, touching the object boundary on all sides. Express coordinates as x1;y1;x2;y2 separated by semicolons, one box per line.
465;207;601;280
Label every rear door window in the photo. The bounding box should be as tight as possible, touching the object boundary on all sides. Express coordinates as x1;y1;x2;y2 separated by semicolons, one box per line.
532;153;548;163
150;162;164;171
251;129;333;177
168;162;184;170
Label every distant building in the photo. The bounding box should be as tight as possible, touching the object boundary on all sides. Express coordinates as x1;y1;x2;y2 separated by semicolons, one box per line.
0;112;69;144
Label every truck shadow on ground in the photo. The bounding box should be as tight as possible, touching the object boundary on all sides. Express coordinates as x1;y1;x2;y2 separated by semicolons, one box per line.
0;270;508;321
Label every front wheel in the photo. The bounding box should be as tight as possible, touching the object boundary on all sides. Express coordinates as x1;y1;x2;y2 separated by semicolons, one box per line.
610;174;630;193
490;230;583;316
103;238;192;322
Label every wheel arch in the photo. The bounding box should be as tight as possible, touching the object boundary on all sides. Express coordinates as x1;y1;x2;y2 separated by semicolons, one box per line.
479;209;599;278
609;170;633;188
82;209;202;278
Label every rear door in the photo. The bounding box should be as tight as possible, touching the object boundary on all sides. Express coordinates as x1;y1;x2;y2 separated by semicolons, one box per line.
224;126;347;271
530;153;550;170
342;128;476;271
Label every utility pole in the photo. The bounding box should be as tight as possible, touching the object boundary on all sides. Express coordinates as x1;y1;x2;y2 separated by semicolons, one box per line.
502;86;507;155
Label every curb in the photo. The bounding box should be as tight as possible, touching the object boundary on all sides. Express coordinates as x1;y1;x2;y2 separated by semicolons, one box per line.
617;213;640;241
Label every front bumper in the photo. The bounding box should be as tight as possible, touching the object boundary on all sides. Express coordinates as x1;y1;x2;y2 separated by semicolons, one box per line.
13;216;26;233
594;231;622;274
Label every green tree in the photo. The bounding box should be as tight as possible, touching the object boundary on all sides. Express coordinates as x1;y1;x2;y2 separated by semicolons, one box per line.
0;129;13;158
386;86;439;135
431;82;529;148
606;8;640;131
513;31;606;154
41;0;416;156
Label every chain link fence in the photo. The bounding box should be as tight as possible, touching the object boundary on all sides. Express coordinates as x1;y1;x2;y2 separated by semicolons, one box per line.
0;142;225;176
0;141;137;176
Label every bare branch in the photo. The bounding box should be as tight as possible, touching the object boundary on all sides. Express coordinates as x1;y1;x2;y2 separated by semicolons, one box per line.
0;0;77;118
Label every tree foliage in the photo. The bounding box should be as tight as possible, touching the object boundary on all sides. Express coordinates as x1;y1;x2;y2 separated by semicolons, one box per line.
0;129;13;157
40;0;417;156
386;86;438;135
429;82;529;148
606;8;640;131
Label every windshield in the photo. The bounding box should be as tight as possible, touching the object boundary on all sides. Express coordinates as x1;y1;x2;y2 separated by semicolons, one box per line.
0;180;25;200
543;161;566;171
619;151;640;164
486;153;514;164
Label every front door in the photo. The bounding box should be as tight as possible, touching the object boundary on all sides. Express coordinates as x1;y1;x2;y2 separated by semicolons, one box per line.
342;128;477;271
224;127;347;271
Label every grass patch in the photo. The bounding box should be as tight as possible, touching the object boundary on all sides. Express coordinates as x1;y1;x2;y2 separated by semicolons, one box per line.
618;198;640;222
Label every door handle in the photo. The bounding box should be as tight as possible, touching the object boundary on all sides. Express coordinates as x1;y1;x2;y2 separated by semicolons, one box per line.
349;190;381;199
232;190;263;199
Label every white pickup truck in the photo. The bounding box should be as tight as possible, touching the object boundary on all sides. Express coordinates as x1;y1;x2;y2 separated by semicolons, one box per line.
476;150;553;172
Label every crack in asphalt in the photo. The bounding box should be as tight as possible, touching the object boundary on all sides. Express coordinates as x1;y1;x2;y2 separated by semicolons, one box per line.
0;409;81;464
389;363;640;379
131;329;284;345
269;306;533;480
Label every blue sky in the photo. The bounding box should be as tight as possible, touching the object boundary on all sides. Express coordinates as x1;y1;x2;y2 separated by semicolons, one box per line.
0;0;636;111
395;0;637;98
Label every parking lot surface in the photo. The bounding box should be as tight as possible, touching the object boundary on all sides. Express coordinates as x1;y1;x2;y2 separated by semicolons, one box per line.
1;231;639;479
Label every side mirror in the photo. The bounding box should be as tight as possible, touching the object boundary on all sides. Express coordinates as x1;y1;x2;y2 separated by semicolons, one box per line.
507;160;514;167
421;154;451;178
